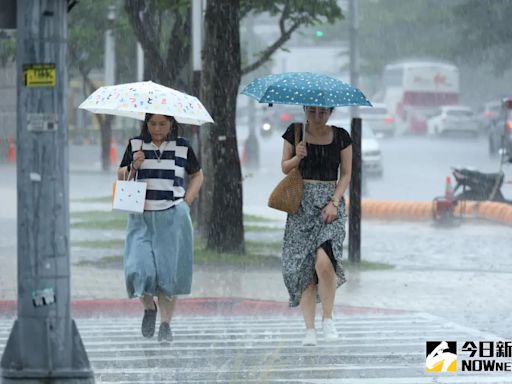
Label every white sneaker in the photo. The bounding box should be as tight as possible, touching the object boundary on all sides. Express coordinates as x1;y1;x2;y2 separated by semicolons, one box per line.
322;318;339;341
302;329;317;346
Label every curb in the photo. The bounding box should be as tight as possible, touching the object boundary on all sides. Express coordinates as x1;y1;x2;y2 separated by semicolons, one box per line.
0;298;408;318
354;199;512;225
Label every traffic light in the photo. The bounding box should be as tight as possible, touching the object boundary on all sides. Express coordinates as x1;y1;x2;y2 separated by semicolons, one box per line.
315;30;324;38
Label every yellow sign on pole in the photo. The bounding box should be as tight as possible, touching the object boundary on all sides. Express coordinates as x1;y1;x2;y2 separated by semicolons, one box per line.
23;63;56;87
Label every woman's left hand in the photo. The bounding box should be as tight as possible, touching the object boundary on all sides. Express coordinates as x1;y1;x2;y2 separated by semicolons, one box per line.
321;202;338;224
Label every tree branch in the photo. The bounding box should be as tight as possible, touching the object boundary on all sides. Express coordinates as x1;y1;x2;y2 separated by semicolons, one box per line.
278;3;290;35
241;20;301;75
125;0;166;82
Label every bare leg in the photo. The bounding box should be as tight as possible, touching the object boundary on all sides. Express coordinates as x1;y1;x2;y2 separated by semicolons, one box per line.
158;294;176;324
315;247;337;320
140;294;156;310
300;284;317;329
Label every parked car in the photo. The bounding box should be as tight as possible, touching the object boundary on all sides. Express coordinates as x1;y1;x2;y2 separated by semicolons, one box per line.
361;124;384;177
488;96;512;156
427;105;479;136
476;100;501;132
358;103;396;137
329;118;383;177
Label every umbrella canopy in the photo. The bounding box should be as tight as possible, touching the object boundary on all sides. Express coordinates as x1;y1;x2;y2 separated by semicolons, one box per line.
78;81;214;126
241;72;372;108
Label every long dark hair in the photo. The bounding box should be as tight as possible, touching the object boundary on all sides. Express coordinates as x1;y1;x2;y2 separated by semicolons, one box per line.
140;113;181;141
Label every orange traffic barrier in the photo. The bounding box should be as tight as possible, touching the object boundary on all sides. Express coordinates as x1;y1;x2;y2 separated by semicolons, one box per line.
344;199;512;226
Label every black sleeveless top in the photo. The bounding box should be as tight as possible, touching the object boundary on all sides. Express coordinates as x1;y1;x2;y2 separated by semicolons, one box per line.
282;123;352;181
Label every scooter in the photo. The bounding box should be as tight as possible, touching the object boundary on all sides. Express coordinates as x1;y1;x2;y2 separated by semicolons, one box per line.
451;167;510;204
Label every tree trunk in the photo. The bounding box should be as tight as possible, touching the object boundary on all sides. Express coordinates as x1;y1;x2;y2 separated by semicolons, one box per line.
200;0;244;253
79;69;113;172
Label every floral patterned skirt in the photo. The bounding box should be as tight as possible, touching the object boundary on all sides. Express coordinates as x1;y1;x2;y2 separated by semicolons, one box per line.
282;182;347;307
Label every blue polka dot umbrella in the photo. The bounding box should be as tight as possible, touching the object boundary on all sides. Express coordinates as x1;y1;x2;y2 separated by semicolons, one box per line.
241;72;372;108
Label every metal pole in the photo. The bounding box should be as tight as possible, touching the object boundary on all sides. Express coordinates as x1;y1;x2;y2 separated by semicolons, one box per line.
349;0;359;120
244;11;259;170
348;118;362;264
136;42;144;82
1;1;94;382
102;3;116;170
348;0;361;264
191;0;204;225
104;5;116;86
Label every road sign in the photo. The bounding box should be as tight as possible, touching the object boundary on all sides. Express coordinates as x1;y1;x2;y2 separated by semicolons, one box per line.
23;63;56;87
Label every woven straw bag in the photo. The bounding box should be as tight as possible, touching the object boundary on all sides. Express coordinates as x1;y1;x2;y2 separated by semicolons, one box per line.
268;124;304;214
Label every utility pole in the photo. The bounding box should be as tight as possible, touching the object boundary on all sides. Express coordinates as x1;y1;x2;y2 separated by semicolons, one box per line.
243;11;260;170
191;0;204;225
102;3;116;170
348;0;361;264
104;5;116;87
136;43;144;82
0;1;94;382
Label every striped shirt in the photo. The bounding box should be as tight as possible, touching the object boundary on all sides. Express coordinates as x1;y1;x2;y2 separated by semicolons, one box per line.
120;136;201;211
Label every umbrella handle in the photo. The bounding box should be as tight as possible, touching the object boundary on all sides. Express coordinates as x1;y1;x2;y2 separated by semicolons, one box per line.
302;117;307;143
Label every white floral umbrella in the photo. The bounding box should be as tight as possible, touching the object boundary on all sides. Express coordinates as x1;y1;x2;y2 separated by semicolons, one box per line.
78;81;214;125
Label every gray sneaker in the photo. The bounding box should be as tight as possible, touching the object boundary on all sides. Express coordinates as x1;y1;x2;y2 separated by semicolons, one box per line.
158;322;173;343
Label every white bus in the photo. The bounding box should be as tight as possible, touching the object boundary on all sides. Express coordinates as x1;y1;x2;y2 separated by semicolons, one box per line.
381;60;460;134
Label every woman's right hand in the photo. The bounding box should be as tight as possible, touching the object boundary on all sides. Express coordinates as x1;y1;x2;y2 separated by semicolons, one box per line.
132;149;145;170
295;141;307;160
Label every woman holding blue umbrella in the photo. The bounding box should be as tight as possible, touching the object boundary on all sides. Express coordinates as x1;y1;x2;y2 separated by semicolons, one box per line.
242;72;370;346
281;106;352;346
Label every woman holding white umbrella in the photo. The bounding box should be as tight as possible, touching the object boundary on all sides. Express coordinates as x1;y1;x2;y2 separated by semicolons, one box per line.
80;81;212;343
117;113;203;343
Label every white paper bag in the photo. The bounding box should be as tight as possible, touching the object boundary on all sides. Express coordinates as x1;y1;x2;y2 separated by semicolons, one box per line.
112;179;147;213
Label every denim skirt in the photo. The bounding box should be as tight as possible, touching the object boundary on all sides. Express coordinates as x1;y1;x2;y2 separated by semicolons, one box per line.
282;182;347;307
124;202;193;299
